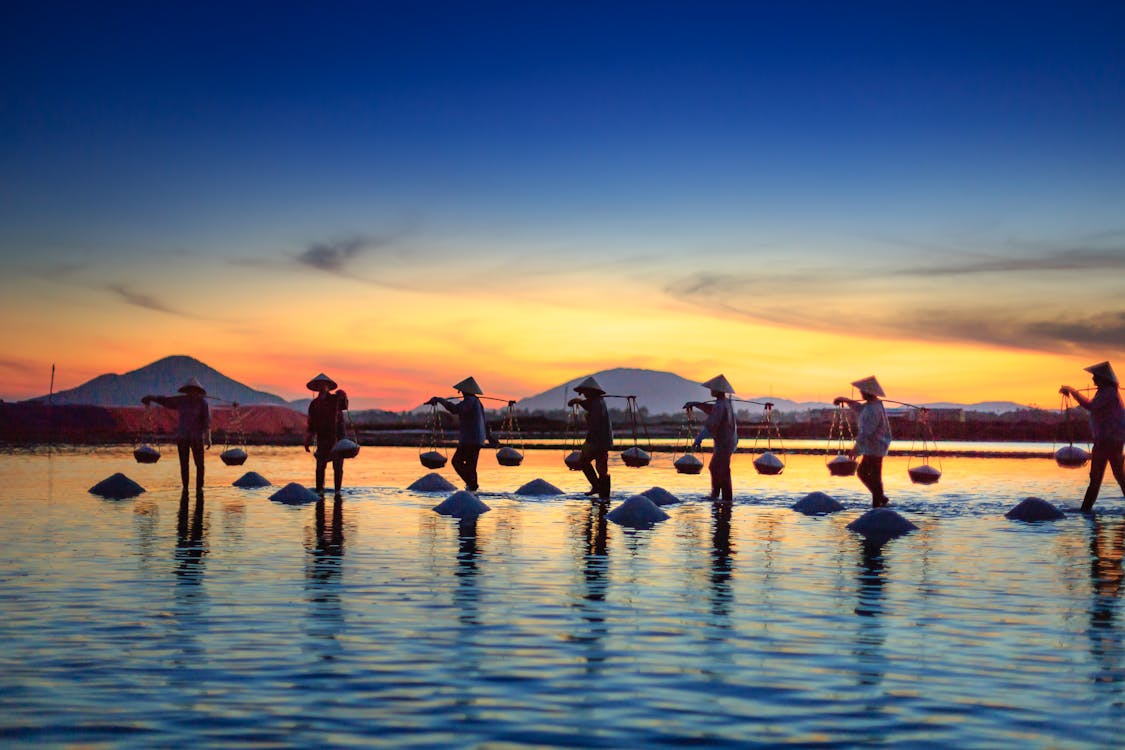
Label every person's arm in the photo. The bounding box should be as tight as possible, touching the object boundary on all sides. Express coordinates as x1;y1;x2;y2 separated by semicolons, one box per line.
143;395;176;409
429;397;461;414
568;397;590;411
1060;385;1093;409
834;396;860;409
202;401;211;448
305;402;315;452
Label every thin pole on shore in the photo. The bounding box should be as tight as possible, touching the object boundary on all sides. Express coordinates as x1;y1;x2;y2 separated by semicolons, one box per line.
47;363;55;456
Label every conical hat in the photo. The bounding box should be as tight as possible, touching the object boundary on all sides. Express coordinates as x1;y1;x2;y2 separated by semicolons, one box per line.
701;374;735;394
850;376;885;398
574;376;605;394
306;373;338;391
178;377;206;395
453;376;483;395
1085;361;1119;385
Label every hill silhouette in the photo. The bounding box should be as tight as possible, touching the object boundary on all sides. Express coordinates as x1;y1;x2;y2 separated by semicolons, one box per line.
30;355;289;407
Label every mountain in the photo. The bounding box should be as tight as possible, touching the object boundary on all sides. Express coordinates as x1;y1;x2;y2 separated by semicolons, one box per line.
514;368;1030;416
513;367;829;416
30;355;290;407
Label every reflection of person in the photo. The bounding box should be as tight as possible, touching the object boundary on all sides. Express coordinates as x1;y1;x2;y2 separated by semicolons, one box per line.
427;377;497;493
1087;517;1124;687
304;373;348;498
142;377;211;493
835;376;892;508
685;374;738;503
1061;361;1125;512
568;377;614;499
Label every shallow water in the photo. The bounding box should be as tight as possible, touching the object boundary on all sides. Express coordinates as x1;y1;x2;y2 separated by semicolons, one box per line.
1;446;1122;748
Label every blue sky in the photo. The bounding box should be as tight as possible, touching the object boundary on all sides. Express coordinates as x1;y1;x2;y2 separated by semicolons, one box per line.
2;1;1124;405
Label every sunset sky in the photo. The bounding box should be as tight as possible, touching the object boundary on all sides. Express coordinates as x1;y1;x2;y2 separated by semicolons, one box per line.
2;1;1123;409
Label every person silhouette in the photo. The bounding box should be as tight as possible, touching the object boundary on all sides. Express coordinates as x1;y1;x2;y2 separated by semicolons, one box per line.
685;374;739;503
142;377;210;493
568;376;614;499
427;376;497;493
835;376;893;508
304;373;348;498
1061;361;1125;512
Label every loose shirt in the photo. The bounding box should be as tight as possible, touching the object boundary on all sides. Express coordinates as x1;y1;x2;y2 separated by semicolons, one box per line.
152;395;210;442
853;400;892;457
1085;385;1125;444
578;395;614;452
308;392;347;448
438;394;489;448
698;396;738;455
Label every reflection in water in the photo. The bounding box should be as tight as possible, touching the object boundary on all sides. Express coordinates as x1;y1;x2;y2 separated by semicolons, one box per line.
1088;518;1124;690
569;501;609;671
709;502;734;626
454;517;481;627
305;497;345;658
854;540;888;690
172;489;208;666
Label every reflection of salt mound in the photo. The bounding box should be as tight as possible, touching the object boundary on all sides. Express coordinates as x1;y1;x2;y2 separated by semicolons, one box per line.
607;494;669;528
640;486;680;506
847;508;917;542
233;471;271;488
515;478;564;496
792;491;845;515
220;447;248;466
433;490;491;519
408;473;457;492
1006;497;1065;522
754;451;784;475
89;473;145;499
270;482;319;505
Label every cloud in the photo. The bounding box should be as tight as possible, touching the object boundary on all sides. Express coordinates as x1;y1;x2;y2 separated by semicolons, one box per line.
106;284;206;320
296;236;384;273
893;247;1125;277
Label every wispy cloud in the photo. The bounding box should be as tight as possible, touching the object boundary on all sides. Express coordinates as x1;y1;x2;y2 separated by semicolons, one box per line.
893;247;1125;276
106;283;213;320
296;235;387;273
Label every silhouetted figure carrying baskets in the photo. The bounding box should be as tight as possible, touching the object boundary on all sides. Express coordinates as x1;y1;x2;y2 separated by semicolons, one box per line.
569;376;614;500
304;373;349;499
141;377;210;493
427;377;497;493
1061;361;1125;512
684;374;739;504
834;376;892;508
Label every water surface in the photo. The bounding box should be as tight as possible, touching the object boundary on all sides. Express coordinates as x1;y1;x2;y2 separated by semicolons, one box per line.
0;447;1121;747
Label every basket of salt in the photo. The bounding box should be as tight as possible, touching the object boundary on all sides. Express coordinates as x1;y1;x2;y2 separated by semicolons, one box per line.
496;446;524;466
754;451;785;475
133;445;160;464
420;450;447;469
1054;445;1090;469
908;464;942;485
674;454;704;474
332;438;360;459
564;450;584;470
827;454;858;476
621;446;651;468
220;447;248;466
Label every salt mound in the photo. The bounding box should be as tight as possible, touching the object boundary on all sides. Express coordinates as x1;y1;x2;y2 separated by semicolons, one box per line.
754;451;785;475
847;508;918;542
621;446;651;467
607;494;670;528
1005;497;1065;522
496;446;524;466
133;445;160;464
332;438;360;459
420;450;447;469
792;491;845;516
232;471;271;488
640;486;680;506
827;455;857;476
89;473;145;500
408;473;457;492
269;482;319;505
564;450;583;470
515;478;564;496
433;490;491;519
908;464;942;485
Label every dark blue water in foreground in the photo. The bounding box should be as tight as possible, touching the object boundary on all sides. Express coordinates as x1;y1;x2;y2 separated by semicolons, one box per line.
1;447;1122;748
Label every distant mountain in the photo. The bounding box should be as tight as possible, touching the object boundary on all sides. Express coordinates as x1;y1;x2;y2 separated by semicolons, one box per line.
514;368;1029;416
29;355;291;407
513;367;830;416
